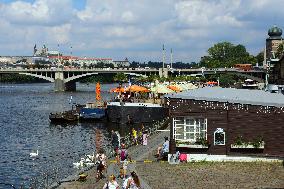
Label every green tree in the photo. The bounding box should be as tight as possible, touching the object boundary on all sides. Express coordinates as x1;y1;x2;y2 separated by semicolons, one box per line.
256;51;264;66
113;73;127;82
200;42;253;68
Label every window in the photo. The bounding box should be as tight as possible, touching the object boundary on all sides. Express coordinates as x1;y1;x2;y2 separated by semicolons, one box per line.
173;117;207;142
214;128;225;145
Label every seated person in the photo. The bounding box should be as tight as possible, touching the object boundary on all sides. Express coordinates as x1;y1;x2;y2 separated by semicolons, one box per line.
156;137;169;159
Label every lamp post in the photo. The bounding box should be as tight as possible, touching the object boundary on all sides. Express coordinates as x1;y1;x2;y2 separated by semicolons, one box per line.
57;44;60;69
162;44;165;77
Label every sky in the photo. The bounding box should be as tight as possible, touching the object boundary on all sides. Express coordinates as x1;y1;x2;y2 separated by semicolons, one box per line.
0;0;283;63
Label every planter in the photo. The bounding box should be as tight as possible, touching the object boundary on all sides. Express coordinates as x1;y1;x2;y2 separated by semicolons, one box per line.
176;144;209;148
230;142;264;149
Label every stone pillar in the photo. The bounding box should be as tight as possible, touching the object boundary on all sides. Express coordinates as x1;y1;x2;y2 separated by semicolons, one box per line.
54;71;65;92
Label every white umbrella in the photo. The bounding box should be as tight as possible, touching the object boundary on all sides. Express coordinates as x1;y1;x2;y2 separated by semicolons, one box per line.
150;84;174;94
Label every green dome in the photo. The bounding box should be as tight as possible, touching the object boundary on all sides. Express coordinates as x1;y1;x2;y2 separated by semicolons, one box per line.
268;25;282;37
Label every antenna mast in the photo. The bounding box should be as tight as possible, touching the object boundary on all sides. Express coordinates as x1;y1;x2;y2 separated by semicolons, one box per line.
162;44;165;70
170;48;173;69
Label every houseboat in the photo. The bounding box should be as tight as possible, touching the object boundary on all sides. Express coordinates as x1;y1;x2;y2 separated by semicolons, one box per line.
79;102;106;120
106;101;168;124
165;87;284;157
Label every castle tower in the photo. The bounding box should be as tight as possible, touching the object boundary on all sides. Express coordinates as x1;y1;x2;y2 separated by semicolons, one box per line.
266;25;283;62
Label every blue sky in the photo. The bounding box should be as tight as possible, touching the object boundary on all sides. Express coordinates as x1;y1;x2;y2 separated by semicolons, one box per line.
0;0;283;63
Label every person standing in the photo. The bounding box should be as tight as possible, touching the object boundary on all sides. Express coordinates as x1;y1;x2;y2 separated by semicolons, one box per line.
132;128;138;145
95;149;107;181
142;130;148;146
123;171;141;189
103;175;120;189
111;130;119;151
118;143;128;179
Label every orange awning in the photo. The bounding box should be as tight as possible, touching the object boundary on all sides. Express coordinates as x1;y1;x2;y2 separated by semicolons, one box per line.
126;85;150;93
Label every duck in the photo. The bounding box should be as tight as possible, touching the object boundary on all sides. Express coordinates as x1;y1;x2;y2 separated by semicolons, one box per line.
30;150;39;158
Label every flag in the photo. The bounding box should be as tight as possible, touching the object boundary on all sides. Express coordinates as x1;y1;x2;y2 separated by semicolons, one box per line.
96;82;101;101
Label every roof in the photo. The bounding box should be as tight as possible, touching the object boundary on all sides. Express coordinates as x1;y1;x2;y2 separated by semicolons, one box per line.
165;87;284;107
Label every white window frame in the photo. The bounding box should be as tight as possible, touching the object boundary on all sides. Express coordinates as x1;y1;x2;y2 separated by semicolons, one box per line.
173;117;207;143
214;128;225;145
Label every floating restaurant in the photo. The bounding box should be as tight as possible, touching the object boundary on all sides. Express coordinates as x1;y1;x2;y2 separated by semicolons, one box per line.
165;87;284;157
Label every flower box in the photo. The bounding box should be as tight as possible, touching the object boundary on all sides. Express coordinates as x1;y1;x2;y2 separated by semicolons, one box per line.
176;144;209;148
230;142;264;149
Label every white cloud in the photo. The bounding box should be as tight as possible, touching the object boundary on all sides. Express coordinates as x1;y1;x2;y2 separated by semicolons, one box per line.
0;0;74;26
0;0;283;62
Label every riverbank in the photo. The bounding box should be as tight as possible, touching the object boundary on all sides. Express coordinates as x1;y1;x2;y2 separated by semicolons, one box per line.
57;128;284;189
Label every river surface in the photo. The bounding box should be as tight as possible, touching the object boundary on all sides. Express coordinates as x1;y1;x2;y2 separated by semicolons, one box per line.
0;83;140;188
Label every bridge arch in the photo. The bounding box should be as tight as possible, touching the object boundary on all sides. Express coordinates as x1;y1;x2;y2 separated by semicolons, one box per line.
19;72;54;82
64;72;99;83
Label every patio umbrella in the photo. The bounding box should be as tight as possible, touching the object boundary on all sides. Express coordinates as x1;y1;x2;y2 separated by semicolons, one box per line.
110;86;127;93
167;85;182;92
185;83;198;90
126;85;150;93
207;81;218;85
150;84;174;94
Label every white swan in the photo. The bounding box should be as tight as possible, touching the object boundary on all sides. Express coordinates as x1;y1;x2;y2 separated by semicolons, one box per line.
73;158;85;168
30;150;38;158
85;162;95;166
85;152;95;162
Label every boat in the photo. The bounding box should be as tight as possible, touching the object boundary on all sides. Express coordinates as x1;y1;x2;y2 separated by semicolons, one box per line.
49;110;79;123
106;102;168;124
79;102;106;120
242;79;258;89
49;104;82;123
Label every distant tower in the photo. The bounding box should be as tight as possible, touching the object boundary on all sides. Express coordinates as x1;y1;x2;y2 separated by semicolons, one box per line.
33;44;37;56
266;25;283;62
266;25;284;87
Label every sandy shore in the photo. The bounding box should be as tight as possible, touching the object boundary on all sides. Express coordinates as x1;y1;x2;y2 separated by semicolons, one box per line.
57;129;284;189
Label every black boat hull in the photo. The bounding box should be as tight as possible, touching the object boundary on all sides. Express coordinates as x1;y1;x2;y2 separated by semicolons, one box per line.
106;102;168;124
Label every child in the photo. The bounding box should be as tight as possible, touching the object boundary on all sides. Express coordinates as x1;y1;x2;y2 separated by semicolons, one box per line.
120;160;128;179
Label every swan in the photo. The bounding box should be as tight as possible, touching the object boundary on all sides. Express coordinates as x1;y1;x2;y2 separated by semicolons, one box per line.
85;162;95;166
85;152;95;162
30;150;38;158
73;158;85;168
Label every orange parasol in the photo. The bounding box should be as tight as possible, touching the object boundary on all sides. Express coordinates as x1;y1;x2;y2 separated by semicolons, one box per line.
126;85;150;93
206;81;218;85
167;85;182;92
96;82;101;101
110;86;127;93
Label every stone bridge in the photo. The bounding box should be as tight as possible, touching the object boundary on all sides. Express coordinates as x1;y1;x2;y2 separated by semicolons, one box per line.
0;67;265;91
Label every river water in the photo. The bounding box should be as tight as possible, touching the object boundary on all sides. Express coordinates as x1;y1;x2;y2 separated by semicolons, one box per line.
0;83;137;188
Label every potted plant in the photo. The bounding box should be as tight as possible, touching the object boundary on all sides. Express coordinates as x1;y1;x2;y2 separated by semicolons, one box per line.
231;136;264;149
